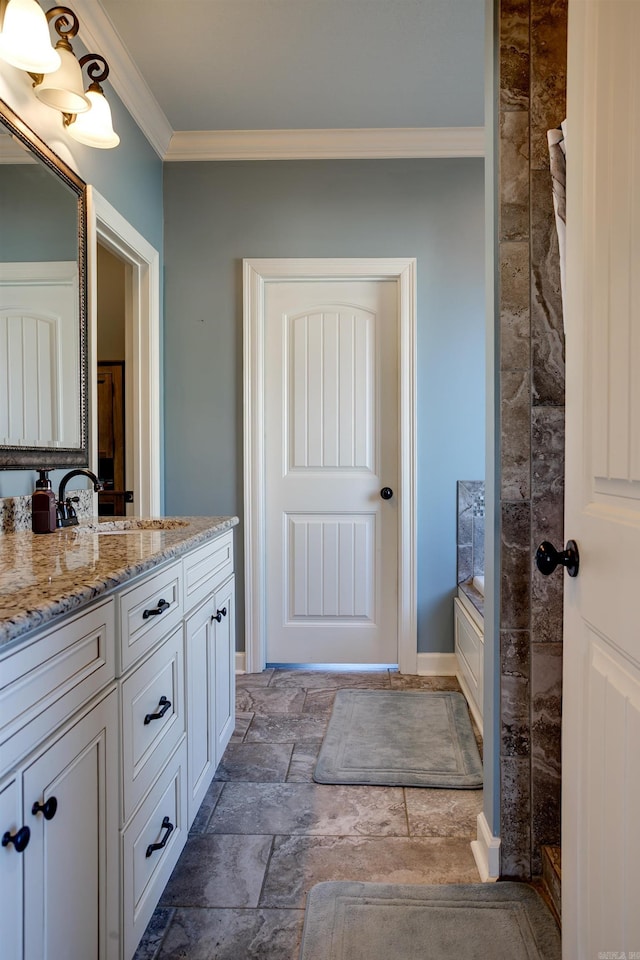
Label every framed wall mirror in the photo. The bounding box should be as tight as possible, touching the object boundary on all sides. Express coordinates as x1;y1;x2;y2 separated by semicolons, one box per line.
0;97;88;468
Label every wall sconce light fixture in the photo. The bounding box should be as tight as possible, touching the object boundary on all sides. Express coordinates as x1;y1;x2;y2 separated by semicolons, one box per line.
0;0;119;148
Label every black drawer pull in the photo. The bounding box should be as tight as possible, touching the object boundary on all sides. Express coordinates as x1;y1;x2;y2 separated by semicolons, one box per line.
212;606;227;623
143;598;170;619
2;826;30;853
32;796;58;821
145;816;174;858
144;696;171;725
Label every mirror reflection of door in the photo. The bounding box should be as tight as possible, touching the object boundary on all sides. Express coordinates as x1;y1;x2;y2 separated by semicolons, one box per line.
96;244;127;516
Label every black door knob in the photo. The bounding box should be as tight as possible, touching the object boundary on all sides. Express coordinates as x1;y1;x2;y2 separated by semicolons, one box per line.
380;487;393;500
535;540;579;578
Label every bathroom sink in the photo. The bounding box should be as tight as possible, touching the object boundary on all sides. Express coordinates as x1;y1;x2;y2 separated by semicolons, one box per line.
75;518;191;535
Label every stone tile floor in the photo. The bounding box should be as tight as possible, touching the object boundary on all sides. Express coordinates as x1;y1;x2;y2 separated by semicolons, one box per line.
134;669;483;960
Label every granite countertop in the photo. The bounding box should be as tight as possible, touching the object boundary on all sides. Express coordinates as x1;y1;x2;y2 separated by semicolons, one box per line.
0;516;239;652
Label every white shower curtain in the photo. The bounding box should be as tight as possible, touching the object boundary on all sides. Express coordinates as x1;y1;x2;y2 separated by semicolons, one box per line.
547;120;567;328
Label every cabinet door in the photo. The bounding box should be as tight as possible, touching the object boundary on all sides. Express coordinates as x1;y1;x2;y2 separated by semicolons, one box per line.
184;600;216;827
22;690;119;960
0;775;24;960
213;576;235;765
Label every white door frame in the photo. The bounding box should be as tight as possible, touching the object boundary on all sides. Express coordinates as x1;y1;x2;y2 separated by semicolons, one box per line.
243;257;417;674
87;188;161;516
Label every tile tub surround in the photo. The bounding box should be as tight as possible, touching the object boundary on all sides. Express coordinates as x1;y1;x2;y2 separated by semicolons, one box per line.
498;0;567;878
134;668;484;960
0;515;239;650
456;481;485;587
456;482;485;621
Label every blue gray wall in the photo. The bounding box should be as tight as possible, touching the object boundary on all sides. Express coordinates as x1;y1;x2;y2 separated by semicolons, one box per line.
163;158;485;654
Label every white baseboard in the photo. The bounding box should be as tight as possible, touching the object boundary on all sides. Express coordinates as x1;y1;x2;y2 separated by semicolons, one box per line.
416;652;458;676
471;812;500;882
235;652;246;674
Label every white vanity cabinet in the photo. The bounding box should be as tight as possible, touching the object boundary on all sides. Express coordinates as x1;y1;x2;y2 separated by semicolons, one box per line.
0;774;23;960
183;531;235;826
118;559;189;958
119;528;236;957
22;689;119;960
1;520;237;960
454;594;484;735
0;599;119;960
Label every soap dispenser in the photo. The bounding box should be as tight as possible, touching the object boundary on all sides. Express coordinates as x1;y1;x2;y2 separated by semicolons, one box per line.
32;469;57;534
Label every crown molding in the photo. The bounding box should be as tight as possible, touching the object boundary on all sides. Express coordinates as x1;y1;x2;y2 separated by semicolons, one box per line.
75;0;173;159
165;126;485;162
68;5;485;163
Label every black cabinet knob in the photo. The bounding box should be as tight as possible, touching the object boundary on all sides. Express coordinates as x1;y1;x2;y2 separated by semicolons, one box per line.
32;796;58;821
212;606;227;623
380;487;393;500
2;826;30;853
535;540;579;578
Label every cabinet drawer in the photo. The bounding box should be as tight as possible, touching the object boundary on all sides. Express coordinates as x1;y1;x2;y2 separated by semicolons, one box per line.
119;562;183;672
122;738;188;960
182;531;233;614
121;625;185;824
0;599;115;778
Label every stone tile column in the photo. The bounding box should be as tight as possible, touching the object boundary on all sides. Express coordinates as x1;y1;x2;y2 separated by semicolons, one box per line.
497;0;567;878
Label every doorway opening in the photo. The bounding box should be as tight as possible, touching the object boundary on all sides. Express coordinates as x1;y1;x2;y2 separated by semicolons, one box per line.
89;188;161;517
96;244;128;515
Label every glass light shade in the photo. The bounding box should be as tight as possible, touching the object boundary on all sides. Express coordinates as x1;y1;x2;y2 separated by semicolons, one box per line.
0;0;61;73
67;88;120;149
35;46;90;114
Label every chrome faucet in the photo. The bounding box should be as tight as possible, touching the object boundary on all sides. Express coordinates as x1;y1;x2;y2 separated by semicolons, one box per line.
57;469;102;527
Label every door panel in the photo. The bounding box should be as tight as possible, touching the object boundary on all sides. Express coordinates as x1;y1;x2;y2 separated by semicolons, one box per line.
288;514;374;621
564;0;640;954
265;280;398;665
23;692;117;960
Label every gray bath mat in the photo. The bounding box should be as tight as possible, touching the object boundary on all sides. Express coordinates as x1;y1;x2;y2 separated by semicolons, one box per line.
299;881;561;960
313;690;482;788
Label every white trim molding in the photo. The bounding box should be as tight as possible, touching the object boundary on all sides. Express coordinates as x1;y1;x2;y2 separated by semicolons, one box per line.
76;0;173;158
471;812;501;882
88;188;161;516
167;127;485;162
243;257;417;676
74;5;484;163
235;652;246;675
416;653;458;676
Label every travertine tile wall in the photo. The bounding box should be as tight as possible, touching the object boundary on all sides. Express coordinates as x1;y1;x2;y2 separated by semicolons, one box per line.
456;481;485;585
498;0;567;878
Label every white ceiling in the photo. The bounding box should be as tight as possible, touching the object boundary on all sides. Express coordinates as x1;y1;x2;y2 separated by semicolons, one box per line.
93;0;484;138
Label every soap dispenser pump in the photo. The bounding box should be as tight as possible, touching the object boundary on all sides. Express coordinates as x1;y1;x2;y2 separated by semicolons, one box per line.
32;469;57;534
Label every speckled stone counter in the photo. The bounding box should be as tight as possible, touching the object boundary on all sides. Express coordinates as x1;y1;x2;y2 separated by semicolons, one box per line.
0;515;238;651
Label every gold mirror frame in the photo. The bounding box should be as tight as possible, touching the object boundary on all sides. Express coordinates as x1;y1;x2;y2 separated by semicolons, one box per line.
0;97;88;469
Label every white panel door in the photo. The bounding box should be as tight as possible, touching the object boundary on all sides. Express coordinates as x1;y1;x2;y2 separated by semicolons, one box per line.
563;2;640;956
265;280;398;664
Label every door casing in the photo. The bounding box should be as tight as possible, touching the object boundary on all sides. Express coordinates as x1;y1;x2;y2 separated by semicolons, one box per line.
88;188;161;516
243;257;417;674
